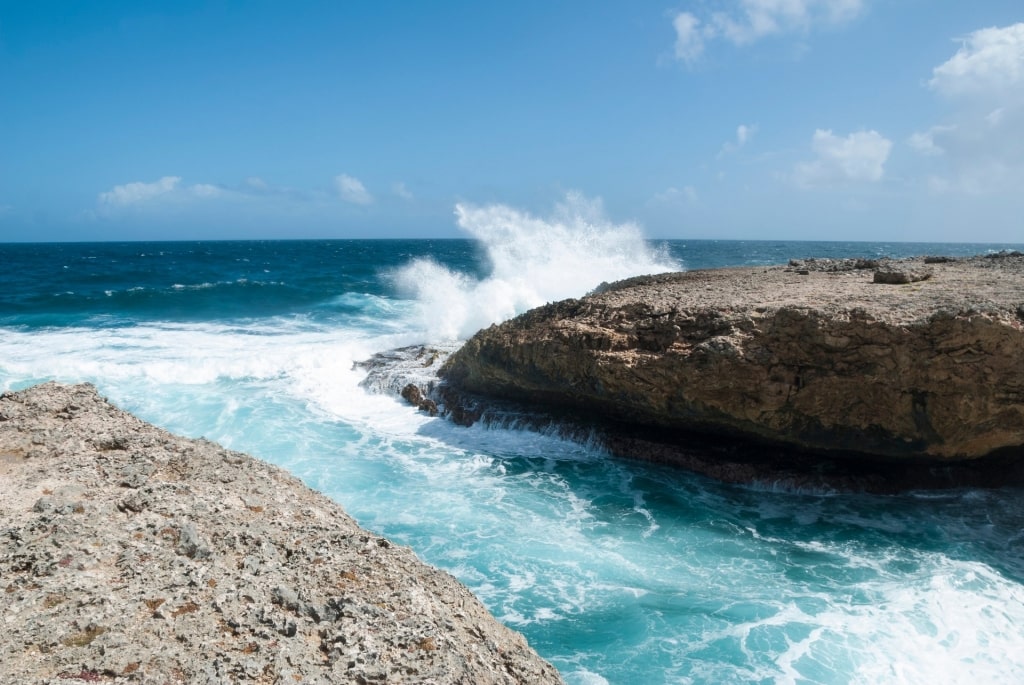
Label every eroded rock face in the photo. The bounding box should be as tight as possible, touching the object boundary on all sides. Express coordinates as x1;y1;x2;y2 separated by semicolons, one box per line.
441;255;1024;463
0;382;563;685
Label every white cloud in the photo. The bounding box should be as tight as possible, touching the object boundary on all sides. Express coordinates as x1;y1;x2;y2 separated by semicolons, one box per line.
235;176;318;202
673;12;705;64
794;129;892;187
190;183;223;198
95;173;386;219
720;0;865;43
908;125;956;157
914;23;1024;194
392;182;414;201
98;176;182;208
671;0;865;63
95;176;232;216
929;23;1024;99
911;106;1024;194
737;123;755;145
335;174;373;205
719;123;758;156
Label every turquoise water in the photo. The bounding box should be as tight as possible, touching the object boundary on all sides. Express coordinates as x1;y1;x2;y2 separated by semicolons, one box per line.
2;213;1024;683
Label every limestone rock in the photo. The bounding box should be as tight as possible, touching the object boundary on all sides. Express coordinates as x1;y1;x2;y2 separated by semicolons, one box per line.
0;382;562;685
440;255;1024;464
873;267;932;284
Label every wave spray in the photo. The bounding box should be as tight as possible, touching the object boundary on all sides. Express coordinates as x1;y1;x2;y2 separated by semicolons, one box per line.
393;193;679;341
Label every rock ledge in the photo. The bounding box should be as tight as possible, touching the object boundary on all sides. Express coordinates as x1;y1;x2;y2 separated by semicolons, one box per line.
0;382;562;684
435;254;1024;488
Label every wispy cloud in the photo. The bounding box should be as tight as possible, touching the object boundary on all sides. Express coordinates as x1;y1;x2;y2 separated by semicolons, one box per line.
671;0;866;65
673;12;706;65
907;125;956;157
95;176;231;216
794;129;892;187
652;185;699;205
335;174;373;205
719;123;758;156
392;182;414;201
98;176;184;208
912;23;1024;194
94;175;323;219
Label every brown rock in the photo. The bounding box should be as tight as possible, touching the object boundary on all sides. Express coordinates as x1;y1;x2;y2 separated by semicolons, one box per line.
402;382;440;416
441;255;1024;463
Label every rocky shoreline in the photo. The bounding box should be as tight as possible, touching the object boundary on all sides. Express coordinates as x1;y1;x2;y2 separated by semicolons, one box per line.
374;253;1024;492
0;382;563;684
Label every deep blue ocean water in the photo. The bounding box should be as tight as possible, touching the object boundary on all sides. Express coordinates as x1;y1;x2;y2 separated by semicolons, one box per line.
3;220;1024;683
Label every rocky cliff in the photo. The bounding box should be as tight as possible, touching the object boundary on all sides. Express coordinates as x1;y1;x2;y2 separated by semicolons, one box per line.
439;254;1024;480
0;382;563;684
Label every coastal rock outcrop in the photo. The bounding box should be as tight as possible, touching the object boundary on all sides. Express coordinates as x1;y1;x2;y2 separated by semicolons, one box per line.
0;382;563;684
440;254;1024;469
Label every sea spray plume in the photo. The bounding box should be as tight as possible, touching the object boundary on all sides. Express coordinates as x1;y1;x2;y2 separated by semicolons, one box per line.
393;193;680;341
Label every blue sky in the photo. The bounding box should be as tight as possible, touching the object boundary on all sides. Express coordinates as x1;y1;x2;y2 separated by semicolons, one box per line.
1;1;1022;242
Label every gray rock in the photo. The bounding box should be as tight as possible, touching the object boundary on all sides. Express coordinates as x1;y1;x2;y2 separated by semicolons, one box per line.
0;382;563;684
873;267;932;284
175;521;211;560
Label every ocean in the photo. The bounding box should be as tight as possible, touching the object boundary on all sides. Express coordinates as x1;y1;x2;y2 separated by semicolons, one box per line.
3;209;1024;684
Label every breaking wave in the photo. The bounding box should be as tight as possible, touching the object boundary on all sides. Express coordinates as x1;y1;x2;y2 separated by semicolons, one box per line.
392;193;679;341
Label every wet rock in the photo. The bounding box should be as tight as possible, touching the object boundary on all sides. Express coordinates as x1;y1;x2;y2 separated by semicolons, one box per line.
357;344;457;397
401;383;439;416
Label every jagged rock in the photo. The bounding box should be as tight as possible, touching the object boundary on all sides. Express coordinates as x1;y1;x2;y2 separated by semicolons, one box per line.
401;383;439;416
356;344;457;397
0;382;563;685
873;268;932;284
175;521;211;559
440;255;1024;465
787;258;880;273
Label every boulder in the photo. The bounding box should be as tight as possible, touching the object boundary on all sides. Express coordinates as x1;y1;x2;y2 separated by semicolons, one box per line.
402;382;439;416
873;268;932;284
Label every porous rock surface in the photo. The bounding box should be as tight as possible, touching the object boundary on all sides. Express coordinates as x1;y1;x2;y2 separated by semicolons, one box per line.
441;254;1024;464
0;382;563;684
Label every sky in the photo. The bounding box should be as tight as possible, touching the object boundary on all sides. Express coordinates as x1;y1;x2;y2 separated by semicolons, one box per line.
1;1;1022;243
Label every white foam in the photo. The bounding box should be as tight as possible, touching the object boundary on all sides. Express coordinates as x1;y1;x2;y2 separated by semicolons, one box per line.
393;192;679;341
563;668;611;685
677;545;1024;684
